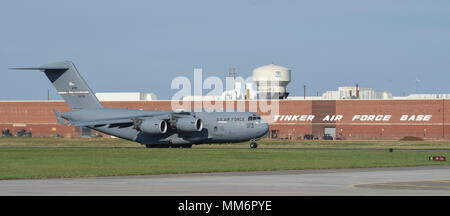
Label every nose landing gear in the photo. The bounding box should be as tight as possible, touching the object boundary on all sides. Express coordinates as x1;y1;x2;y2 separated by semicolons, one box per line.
250;142;258;149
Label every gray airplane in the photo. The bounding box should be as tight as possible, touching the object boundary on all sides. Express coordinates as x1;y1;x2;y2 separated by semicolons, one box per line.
12;61;269;148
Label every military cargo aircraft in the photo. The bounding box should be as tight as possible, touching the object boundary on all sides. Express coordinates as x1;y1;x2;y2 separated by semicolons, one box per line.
12;61;269;148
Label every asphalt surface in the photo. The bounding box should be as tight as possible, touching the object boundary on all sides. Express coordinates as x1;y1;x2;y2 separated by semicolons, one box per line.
0;165;449;195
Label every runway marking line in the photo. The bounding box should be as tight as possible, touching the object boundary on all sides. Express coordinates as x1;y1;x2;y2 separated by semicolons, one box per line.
351;180;450;190
364;183;449;190
432;180;450;183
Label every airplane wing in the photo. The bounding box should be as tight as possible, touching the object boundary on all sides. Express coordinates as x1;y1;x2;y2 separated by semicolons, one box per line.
72;118;136;127
66;111;193;127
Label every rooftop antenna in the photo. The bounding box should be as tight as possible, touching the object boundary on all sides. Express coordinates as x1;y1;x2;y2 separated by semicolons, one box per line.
415;78;421;93
228;67;237;94
228;67;236;80
303;85;306;100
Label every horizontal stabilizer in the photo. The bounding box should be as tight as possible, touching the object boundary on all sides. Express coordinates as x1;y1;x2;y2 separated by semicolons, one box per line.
10;61;103;110
53;109;70;125
10;67;69;71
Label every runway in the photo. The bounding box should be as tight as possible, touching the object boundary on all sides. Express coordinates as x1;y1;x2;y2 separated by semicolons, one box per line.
0;165;449;196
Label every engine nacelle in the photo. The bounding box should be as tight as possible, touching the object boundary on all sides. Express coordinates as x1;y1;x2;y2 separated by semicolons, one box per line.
176;117;203;132
137;119;167;134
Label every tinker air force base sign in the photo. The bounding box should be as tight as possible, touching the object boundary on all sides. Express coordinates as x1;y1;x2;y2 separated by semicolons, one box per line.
273;114;433;122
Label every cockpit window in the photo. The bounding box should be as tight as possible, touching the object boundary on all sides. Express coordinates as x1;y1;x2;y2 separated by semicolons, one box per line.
248;115;261;121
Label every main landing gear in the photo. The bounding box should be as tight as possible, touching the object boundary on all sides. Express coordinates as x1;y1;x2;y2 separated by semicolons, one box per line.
250;142;258;149
145;144;192;148
171;144;192;148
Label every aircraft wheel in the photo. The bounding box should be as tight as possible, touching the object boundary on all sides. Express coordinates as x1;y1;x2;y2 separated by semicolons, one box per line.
145;144;170;148
182;145;192;148
250;142;258;149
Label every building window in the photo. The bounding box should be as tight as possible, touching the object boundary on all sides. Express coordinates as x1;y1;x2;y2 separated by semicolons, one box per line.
271;130;279;139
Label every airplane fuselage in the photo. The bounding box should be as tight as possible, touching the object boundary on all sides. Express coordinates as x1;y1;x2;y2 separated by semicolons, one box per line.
61;108;269;147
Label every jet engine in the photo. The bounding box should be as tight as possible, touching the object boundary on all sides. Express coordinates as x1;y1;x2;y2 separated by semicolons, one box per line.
176;117;203;132
135;118;168;134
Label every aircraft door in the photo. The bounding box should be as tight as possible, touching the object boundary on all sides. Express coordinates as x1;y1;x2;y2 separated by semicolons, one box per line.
212;125;225;137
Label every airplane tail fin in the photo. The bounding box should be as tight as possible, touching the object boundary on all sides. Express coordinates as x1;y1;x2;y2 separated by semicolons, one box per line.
11;61;103;110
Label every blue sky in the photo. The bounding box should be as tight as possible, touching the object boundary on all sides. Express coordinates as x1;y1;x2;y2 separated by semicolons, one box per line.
1;0;450;100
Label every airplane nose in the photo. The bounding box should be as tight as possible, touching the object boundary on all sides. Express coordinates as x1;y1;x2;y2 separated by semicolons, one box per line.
260;121;269;136
263;122;269;134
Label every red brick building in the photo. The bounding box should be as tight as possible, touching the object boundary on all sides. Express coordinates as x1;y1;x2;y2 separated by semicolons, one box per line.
0;99;448;140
